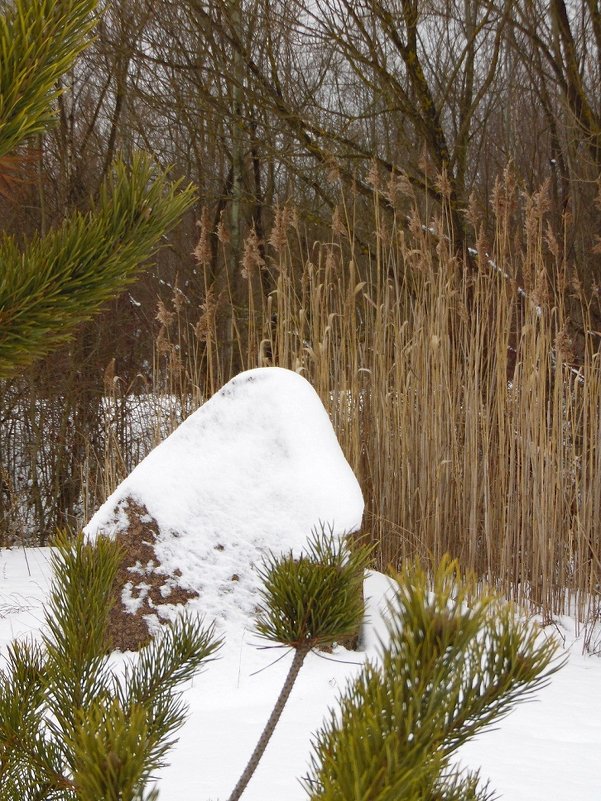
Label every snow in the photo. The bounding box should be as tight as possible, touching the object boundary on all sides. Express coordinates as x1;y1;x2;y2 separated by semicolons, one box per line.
86;367;363;549
84;367;364;641
2;367;600;800
1;553;600;800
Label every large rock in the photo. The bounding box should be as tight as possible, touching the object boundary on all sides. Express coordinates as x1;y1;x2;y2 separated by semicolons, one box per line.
85;367;364;650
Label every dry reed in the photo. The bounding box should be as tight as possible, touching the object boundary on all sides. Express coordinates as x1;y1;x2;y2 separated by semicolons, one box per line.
2;174;600;639
163;176;600;632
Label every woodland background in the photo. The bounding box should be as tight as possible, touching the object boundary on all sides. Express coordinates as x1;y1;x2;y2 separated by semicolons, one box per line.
2;0;601;634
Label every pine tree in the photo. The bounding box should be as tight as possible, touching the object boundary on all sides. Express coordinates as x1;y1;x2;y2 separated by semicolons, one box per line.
303;558;562;801
0;535;220;800
228;528;372;801
0;0;195;378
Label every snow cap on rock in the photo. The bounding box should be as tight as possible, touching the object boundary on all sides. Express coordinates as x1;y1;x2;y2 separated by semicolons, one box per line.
84;367;364;648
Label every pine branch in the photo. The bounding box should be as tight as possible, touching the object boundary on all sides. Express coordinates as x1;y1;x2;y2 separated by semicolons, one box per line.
119;616;222;779
42;535;121;740
254;525;371;650
304;558;563;801
0;154;195;377
0;0;98;159
227;526;371;801
0;535;220;800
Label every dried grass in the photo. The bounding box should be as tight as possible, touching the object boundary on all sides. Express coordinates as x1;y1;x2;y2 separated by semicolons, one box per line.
2;174;600;632
158;179;600;628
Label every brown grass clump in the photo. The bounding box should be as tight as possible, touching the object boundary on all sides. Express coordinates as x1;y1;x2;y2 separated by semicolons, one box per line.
106;499;198;651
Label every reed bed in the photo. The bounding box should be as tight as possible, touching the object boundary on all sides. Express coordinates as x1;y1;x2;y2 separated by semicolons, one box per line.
2;176;600;637
173;180;601;632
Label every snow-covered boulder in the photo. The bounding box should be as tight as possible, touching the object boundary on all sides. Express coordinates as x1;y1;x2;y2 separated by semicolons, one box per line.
84;367;364;650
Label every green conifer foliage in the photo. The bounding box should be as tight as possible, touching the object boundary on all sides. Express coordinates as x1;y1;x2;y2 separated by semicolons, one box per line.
0;155;195;376
255;527;371;651
228;528;372;801
0;537;566;800
0;536;221;801
0;0;195;378
304;558;562;801
0;0;96;158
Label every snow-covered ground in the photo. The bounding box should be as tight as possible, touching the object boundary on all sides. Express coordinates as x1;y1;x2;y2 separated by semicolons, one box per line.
1;367;600;800
1;548;600;800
